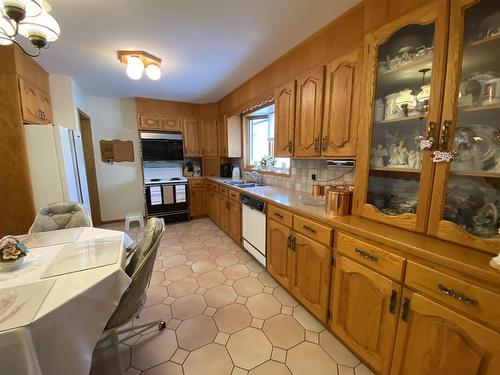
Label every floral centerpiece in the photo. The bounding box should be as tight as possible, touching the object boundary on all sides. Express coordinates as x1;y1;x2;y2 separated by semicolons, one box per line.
0;236;29;271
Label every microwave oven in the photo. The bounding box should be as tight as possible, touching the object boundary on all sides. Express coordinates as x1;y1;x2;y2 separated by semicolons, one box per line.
140;131;184;161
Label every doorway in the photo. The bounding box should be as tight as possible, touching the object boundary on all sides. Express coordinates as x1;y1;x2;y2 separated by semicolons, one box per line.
78;109;102;226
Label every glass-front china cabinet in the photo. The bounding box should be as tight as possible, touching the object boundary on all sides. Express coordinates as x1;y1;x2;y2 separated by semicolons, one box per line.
355;0;500;254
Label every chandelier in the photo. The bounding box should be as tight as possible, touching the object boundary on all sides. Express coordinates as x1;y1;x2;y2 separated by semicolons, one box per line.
0;0;60;57
118;50;162;81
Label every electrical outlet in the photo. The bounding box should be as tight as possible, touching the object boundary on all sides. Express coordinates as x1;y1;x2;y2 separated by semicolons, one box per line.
310;169;317;181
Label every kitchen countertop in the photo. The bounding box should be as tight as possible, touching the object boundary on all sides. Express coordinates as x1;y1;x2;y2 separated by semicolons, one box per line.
202;177;500;287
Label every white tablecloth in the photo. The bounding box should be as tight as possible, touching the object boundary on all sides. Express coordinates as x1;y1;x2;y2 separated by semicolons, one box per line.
0;227;131;375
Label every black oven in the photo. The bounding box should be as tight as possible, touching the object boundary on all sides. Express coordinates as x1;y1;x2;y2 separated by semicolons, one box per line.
145;182;189;223
140;132;184;161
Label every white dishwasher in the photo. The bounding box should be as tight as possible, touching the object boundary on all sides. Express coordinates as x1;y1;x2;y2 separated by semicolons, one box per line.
241;194;267;267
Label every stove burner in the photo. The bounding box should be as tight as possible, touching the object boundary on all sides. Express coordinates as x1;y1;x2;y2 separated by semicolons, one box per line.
169;177;182;181
149;178;162;182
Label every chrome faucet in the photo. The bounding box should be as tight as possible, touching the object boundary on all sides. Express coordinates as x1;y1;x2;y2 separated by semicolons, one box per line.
244;170;263;185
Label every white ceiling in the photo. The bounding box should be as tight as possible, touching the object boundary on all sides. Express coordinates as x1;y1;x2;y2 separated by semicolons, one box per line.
36;0;360;103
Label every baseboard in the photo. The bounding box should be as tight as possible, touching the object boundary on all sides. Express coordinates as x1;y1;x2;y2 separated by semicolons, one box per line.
101;218;125;225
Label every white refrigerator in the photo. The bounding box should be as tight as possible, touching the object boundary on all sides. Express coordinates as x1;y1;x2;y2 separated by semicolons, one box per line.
24;124;92;217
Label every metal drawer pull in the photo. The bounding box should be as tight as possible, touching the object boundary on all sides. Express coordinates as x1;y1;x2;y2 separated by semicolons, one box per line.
354;248;379;262
401;297;410;322
437;284;478;306
303;225;317;234
389;290;397;314
274;213;284;219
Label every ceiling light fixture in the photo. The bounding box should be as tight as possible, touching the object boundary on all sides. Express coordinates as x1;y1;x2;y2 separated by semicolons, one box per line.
118;50;162;81
0;0;60;57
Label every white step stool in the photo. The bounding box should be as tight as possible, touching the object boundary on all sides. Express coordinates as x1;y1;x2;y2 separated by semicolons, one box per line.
125;212;144;230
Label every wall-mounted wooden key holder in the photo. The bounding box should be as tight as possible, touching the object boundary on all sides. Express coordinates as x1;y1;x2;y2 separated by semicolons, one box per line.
99;140;134;164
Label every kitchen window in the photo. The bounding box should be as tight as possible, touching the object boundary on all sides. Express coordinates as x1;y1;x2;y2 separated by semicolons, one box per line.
245;105;290;175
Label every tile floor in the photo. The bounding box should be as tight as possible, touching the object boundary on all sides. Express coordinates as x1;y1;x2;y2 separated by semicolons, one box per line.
91;218;375;375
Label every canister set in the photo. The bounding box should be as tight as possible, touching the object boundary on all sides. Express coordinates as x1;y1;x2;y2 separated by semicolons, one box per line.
312;184;354;217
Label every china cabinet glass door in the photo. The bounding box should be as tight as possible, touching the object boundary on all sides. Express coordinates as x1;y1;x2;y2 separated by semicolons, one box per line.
429;0;500;254
355;2;448;232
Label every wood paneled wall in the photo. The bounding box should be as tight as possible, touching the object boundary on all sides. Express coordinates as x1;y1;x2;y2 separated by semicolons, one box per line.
136;97;218;119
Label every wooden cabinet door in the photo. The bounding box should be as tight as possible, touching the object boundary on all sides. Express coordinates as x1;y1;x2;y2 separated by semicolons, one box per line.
189;187;206;217
209;191;219;224
228;200;241;243
218;116;228;157
183;118;201;157
38;90;53;124
201;119;218;156
321;49;360;157
19;78;41;124
391;289;500;375
202;157;220;177
226;114;242;158
139;115;162;130
218;195;229;233
291;232;331;322
274;80;295;157
267;219;293;289
162;115;181;131
331;256;401;374
294;66;325;157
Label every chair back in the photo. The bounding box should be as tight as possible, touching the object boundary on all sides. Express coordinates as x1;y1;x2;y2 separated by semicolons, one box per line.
105;217;165;330
29;202;92;233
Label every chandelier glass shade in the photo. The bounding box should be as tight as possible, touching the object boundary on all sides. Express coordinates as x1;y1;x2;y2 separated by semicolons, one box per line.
118;51;162;81
0;0;60;56
126;56;144;80
145;63;161;80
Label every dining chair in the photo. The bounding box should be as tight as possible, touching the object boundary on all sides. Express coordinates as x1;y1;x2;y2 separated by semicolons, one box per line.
29;202;92;233
97;217;166;362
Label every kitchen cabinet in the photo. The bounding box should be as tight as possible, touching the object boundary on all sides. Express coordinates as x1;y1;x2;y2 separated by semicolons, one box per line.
321;49;361;157
228;199;241;244
331;255;401;374
183;118;202;157
189;183;206;217
139;115;162;131
390;289;500;375
218;114;242;158
291;232;331;322
274;80;296;157
209;190;219;224
294;66;325;157
267;219;293;289
201;119;218;156
202;157;220;177
162;115;182;131
218;115;228;157
354;0;500;254
218;194;229;233
19;77;52;124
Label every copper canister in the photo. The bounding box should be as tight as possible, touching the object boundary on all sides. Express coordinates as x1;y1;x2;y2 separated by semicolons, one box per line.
312;184;324;198
325;186;353;216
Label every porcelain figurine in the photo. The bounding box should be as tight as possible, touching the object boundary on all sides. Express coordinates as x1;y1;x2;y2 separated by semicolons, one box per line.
389;140;409;166
472;203;499;236
407;150;420;169
371;144;389;167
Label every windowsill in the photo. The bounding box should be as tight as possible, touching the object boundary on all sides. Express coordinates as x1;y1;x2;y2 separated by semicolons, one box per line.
243;167;291;178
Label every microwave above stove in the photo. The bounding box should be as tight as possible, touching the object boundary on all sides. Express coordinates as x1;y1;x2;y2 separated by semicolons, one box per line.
140;131;184;161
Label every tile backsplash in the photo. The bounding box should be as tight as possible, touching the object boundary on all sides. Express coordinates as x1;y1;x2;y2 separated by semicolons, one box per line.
261;159;355;194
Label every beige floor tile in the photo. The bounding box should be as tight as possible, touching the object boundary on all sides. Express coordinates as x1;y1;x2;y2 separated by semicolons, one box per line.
232;367;248;375
249;271;259;278
216;253;240;266
182;241;206;252
187;249;210;261
293;305;325;332
281;306;293;315
233;277;264;297
181;236;201;244
167;277;199;298
355;363;375;375
214;331;230;345
249;360;292;375
273;287;299;307
204;238;227;248
320;330;361;367
224;264;251;280
196;287;207;294
257;272;279;287
247;260;265;273
131;329;177;370
171;294;207;320
205;285;238;307
184;343;233;375
170;348;189;364
208;245;232;256
142;361;183;375
339;365;356;375
177;314;218;350
250;317;264;329
133;304;172;330
163;296;175;305
271;347;287;363
162;254;187;268
227;327;272;370
204;306;217;316
224;279;235;286
159;245;183;257
235;296;247;304
263;314;305;349
246;294;281;319
198;270;226;288
214;303;252;333
125;367;141;375
306;330;319;344
144;285;169;307
153;260;162;271
286;342;338;375
166;319;182;330
164;265;192;281
150;271;165;286
191;259;218;273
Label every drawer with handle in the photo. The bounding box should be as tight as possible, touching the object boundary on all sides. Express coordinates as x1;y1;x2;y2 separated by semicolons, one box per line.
228;188;240;202
268;204;293;228
336;232;405;281
207;181;219;193
405;261;500;330
190;179;205;188
293;215;332;247
219;185;229;196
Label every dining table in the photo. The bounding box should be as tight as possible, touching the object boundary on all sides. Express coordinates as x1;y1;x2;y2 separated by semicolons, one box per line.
0;227;131;375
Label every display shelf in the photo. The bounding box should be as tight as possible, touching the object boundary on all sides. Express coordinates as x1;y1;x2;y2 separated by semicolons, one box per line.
450;170;500;178
375;114;427;124
460;102;500;113
370;166;421;174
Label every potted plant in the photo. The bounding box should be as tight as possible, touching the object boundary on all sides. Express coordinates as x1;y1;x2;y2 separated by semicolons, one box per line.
0;236;28;272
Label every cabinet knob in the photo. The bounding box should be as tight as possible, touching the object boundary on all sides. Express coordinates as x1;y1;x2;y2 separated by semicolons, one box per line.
321;137;328;151
314;137;320;152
